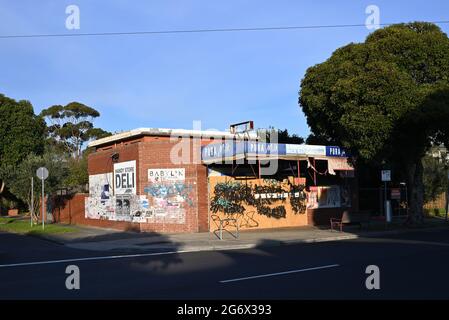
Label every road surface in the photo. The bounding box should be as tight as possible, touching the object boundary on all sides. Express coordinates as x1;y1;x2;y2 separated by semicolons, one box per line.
1;229;449;299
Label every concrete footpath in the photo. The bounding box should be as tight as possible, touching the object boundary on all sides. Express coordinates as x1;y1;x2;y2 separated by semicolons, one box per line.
38;219;449;253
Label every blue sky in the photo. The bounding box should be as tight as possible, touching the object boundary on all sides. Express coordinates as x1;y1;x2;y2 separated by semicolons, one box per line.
1;0;448;138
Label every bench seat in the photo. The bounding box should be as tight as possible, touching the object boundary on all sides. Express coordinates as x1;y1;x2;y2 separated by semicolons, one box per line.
330;211;371;232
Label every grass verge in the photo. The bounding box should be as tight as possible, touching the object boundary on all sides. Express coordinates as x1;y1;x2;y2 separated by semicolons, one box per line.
0;216;75;235
424;208;448;218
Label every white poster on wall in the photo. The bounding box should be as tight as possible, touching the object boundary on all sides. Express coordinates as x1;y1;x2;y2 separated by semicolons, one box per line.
307;185;342;209
114;160;137;195
148;168;185;183
88;173;113;198
85;172;114;219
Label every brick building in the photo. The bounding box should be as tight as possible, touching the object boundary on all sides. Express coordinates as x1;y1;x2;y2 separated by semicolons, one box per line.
53;127;356;233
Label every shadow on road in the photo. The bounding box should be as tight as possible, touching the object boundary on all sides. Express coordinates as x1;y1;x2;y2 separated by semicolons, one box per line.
1;219;449;299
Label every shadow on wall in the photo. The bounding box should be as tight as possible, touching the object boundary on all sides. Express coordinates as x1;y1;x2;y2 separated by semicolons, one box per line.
51;193;81;225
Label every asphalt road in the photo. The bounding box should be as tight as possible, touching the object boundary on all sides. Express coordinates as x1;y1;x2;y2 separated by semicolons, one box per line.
1;228;449;299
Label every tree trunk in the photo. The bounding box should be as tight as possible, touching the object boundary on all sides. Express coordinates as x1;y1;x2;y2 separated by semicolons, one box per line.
406;158;425;224
0;180;4;194
27;194;41;224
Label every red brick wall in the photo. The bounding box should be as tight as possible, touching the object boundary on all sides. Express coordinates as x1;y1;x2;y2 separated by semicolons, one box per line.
196;164;209;232
52;193;140;231
138;137;201;233
77;135;211;233
88;140;140;175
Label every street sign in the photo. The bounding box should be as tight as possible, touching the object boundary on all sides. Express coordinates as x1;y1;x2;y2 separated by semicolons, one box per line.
36;167;49;180
36;167;48;230
381;170;391;182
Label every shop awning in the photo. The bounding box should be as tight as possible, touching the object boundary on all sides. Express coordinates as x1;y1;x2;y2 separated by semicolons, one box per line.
326;157;354;174
201;141;352;166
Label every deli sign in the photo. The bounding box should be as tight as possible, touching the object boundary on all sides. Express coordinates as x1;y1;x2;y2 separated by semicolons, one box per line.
114;160;136;195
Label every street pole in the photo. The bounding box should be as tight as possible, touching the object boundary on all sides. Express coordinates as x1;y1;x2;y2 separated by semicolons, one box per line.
446;172;449;222
400;182;408;217
36;167;48;231
31;177;33;227
446;186;449;222
42;177;45;230
384;181;387;217
405;184;408;216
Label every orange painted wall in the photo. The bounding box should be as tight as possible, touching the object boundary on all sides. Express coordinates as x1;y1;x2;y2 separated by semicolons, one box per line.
208;176;308;231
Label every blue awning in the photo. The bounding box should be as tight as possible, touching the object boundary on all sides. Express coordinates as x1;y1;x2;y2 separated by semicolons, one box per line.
201;141;350;164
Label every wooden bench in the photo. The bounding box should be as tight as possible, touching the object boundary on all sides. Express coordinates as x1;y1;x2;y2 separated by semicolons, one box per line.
330;211;371;232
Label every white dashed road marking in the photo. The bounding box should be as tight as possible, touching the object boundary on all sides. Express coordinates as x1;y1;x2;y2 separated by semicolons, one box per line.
220;264;340;283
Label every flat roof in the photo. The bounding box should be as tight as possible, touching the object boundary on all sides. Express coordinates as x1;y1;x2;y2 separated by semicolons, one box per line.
202;141;351;163
88;127;259;148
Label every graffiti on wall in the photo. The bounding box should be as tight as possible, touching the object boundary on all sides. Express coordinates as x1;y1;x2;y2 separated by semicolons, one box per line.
85;166;194;224
289;184;307;214
210;181;249;215
210;179;307;220
143;168;192;224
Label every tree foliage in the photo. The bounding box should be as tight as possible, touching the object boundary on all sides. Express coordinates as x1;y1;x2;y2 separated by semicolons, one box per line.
0;94;46;194
40;102;111;158
299;22;449;221
0;94;46;167
258;127;304;144
0;152;68;220
64;147;93;192
422;148;449;203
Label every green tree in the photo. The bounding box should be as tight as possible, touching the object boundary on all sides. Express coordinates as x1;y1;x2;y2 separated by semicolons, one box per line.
422;147;449;203
277;129;304;144
40;102;111;159
258;127;304;144
299;22;449;222
305;133;332;145
0;152;68;221
64;147;93;192
0;94;46;194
